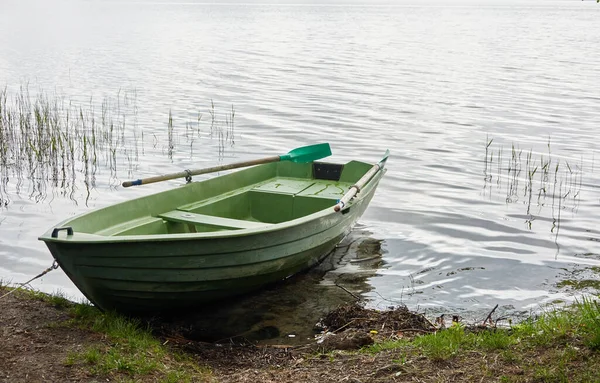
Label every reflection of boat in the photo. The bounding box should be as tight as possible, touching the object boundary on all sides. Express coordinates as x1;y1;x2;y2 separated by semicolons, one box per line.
39;154;388;314
162;229;387;345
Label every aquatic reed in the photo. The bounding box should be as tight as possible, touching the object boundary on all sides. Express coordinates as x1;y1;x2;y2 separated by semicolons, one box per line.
0;86;236;207
483;137;585;234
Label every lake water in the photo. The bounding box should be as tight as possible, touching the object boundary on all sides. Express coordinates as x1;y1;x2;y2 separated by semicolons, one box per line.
1;0;599;343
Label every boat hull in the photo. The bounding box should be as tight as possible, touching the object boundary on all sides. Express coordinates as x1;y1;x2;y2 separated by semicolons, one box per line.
40;160;385;314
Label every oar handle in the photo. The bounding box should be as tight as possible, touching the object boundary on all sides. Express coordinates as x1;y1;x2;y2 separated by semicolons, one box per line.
122;156;280;187
334;150;389;212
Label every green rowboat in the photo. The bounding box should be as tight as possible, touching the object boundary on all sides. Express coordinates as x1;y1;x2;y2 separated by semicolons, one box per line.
39;152;388;315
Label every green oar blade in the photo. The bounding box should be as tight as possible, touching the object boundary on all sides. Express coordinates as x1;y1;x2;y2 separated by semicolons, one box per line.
280;143;332;163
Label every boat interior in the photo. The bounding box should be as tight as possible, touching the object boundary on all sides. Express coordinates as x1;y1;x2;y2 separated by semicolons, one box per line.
64;160;374;237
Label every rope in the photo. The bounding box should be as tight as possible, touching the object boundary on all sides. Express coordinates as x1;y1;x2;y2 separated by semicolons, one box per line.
0;260;59;300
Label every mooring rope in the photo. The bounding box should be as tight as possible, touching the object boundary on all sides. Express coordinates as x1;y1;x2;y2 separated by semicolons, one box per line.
0;260;59;300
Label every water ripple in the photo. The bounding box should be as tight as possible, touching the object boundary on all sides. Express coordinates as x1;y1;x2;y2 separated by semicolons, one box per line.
0;2;599;322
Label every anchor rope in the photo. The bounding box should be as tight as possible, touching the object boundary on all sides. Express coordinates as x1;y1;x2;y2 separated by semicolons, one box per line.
0;260;59;300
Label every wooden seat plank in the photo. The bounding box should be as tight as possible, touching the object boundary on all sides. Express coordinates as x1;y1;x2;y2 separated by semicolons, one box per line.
158;210;268;230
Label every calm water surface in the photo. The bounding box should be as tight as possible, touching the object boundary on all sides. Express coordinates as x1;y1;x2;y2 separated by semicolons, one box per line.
1;1;599;342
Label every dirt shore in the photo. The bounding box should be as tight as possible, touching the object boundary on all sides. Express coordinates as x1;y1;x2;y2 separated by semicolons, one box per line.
1;286;598;383
0;287;427;383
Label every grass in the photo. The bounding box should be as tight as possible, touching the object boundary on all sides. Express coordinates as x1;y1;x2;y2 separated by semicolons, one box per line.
64;305;211;381
412;325;466;360
26;288;74;310
0;279;73;309
4;285;600;382
4;286;212;382
360;296;600;381
363;324;517;361
305;294;599;380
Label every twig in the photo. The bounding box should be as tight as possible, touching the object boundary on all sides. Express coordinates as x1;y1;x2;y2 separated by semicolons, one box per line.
371;290;405;307
396;328;435;334
255;344;293;349
334;282;361;301
420;313;438;330
483;304;499;326
331;319;359;334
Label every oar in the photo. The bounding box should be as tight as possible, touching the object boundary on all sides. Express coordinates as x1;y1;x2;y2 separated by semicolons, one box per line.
122;143;332;188
334;150;389;212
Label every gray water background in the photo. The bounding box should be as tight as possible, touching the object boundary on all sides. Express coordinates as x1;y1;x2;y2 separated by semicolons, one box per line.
1;0;599;342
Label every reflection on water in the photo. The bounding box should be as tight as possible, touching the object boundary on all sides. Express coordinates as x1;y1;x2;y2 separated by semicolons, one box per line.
1;2;600;340
154;226;383;345
360;138;599;322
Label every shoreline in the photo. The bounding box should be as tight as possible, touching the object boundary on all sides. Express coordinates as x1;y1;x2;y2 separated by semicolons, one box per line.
1;285;600;382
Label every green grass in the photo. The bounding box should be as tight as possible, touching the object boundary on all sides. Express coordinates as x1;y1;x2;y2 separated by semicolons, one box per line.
27;289;73;309
364;339;410;354
360;295;600;364
4;285;599;382
472;328;514;350
357;296;600;382
532;347;578;383
2;284;75;309
1;286;211;382
577;297;600;350
64;306;210;381
412;325;466;361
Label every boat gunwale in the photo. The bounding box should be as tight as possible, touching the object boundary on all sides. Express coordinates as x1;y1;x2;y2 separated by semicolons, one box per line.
38;167;386;244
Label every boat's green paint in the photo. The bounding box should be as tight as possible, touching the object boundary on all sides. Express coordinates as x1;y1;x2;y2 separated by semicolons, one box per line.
39;158;387;314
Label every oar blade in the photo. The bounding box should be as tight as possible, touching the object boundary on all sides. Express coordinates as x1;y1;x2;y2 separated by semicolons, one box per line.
281;143;332;163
